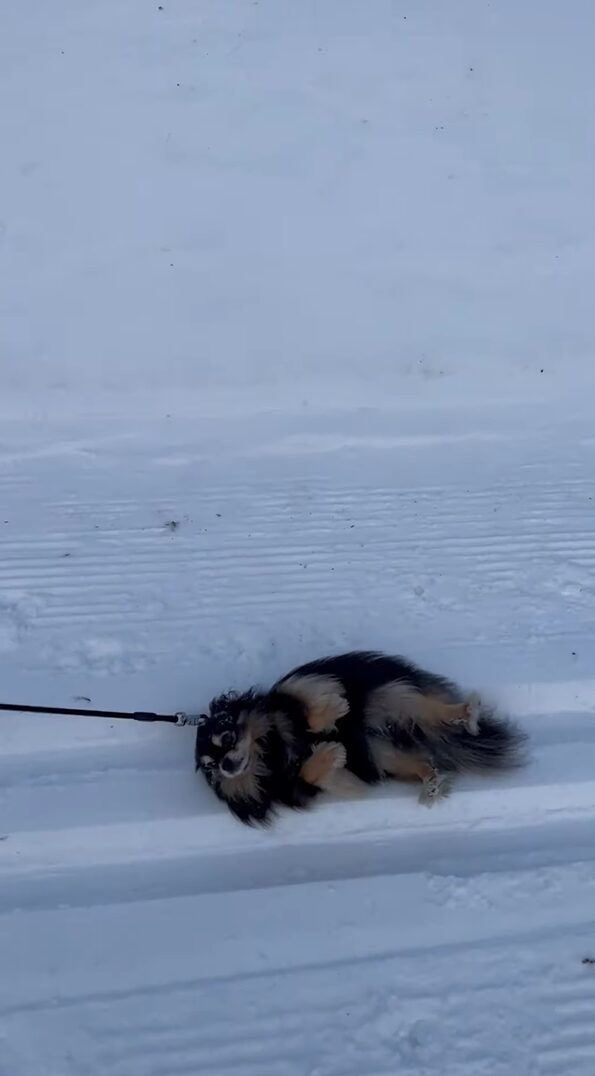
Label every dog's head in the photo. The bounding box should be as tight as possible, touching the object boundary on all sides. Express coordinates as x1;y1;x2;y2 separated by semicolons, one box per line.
194;689;269;784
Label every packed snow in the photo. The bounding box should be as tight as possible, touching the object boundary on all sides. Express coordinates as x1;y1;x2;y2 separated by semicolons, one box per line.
2;2;595;1074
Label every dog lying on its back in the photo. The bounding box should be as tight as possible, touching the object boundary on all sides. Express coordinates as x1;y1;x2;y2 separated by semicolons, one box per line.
195;651;527;825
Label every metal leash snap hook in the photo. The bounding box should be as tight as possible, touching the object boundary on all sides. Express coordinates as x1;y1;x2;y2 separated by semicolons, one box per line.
175;712;204;727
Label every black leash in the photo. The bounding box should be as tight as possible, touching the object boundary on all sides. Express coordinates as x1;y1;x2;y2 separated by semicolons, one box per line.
0;702;202;726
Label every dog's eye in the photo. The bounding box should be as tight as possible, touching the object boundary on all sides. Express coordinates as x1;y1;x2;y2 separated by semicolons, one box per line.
220;730;234;750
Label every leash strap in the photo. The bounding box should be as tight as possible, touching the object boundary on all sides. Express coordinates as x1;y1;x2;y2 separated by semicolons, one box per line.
0;702;203;726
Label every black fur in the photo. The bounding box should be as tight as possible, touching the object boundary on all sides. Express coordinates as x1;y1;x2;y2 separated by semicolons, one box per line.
277;650;460;784
280;651;527;778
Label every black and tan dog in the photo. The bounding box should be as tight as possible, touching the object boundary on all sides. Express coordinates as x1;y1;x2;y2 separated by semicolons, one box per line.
195;651;526;824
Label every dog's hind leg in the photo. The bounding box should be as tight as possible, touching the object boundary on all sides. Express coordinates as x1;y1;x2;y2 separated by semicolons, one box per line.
367;682;480;736
410;690;480;735
369;738;452;805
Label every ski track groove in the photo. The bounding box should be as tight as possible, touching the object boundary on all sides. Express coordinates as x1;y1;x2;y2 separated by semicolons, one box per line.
6;933;594;1076
2;420;595;1074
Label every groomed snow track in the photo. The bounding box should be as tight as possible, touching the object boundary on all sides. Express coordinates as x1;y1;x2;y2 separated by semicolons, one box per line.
2;409;595;1075
3;0;595;1069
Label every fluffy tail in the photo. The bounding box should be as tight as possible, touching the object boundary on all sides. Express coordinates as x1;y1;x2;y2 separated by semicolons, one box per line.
425;702;528;775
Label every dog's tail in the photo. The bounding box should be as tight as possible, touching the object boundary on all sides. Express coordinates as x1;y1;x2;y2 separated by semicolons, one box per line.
424;700;528;775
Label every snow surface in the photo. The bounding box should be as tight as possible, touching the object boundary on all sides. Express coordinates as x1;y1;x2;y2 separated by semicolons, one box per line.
2;1;595;1074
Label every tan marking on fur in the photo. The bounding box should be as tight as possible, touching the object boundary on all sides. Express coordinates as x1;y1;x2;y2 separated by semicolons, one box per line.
327;767;368;798
368;738;434;782
278;673;349;733
219;708;271;804
299;742;346;788
219;766;263;804
365;681;473;733
421;692;478;727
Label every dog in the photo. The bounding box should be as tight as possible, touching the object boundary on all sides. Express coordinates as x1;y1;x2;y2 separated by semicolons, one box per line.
195;650;527;824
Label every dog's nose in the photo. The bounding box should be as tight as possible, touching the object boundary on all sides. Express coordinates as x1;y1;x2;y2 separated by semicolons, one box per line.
220;755;240;776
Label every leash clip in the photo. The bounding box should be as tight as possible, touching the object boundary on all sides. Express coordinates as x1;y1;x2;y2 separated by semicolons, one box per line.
175;711;203;727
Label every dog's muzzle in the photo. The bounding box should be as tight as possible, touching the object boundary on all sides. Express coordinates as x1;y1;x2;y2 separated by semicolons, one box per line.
219;750;249;778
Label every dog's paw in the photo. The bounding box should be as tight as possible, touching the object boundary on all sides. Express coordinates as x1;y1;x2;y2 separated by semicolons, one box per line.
418;771;452;806
299;741;347;788
325;742;347;771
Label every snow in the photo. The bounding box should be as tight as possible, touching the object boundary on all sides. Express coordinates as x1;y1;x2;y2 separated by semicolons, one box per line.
3;0;595;418
2;1;595;1074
